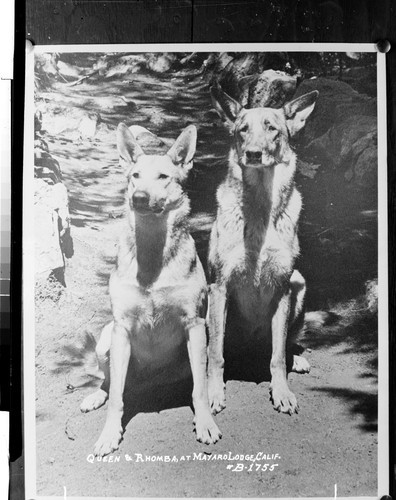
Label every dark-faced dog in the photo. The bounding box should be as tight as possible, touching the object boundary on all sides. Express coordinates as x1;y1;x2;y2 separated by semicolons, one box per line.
207;86;318;416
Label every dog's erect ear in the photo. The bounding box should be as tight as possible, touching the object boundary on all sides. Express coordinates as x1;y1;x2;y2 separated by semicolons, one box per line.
210;84;243;124
283;90;319;137
167;125;197;170
117;122;144;164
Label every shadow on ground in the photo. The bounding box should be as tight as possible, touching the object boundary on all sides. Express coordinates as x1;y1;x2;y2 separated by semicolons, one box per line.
311;387;377;432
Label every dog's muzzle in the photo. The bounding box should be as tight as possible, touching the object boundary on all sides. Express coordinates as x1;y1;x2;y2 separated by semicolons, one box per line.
132;191;150;210
131;191;164;215
243;149;276;168
245;149;262;164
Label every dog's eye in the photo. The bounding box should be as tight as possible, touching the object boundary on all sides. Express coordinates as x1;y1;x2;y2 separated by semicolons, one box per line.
268;124;277;132
158;174;169;180
239;124;248;134
132;172;140;179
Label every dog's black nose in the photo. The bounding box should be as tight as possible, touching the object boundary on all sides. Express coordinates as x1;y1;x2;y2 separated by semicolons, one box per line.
132;191;150;209
245;150;262;162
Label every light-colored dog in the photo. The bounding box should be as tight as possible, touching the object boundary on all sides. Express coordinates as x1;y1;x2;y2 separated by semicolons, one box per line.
207;85;319;416
81;123;221;456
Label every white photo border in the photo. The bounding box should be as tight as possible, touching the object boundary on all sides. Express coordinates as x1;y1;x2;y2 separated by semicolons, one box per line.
23;42;388;500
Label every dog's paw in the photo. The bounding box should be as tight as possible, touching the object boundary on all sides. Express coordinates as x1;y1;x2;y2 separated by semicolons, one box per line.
291;355;310;374
94;423;123;457
194;414;222;445
269;383;299;415
80;389;108;413
208;379;226;415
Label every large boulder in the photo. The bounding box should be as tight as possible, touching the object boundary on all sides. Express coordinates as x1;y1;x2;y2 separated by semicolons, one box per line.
293;78;377;189
247;69;297;108
34;133;73;283
35;178;72;279
146;53;177;73
211;53;260;101
293;77;376;143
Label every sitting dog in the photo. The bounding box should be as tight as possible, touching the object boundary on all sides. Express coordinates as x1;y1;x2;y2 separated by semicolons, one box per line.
207;85;318;416
81;123;221;456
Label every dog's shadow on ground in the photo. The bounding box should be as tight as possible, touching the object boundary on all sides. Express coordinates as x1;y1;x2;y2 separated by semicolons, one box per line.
222;305;302;384
118;338;298;432
224;335;272;384
119;349;272;432
121;374;194;430
223;335;301;384
114;332;281;431
117;321;299;432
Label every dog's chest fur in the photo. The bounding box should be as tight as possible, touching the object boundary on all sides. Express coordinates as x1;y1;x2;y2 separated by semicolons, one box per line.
109;220;207;367
210;164;301;326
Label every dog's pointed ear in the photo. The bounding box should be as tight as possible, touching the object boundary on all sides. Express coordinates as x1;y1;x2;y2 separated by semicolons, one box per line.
117;122;144;165
283;90;319;137
210;83;243;125
167;125;197;171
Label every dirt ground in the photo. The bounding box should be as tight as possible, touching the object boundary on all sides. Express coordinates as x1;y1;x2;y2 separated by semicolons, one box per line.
33;61;378;498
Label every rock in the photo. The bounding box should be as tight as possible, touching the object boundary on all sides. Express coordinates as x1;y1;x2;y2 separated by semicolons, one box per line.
35;110;42;132
179;52;207;68
34;179;71;279
218;53;260;102
203;53;236;83
34;138;73;281
78;112;100;139
297;159;320;179
35;151;63;184
104;54;146;78
204;52;291;103
56;60;82;79
37;105;101;140
248;69;297;108
342;65;377;97
292;78;377;189
293;77;376;144
352;140;377;186
365;279;378;314
146;53;177;73
306;115;377;187
208;61;296;110
205;53;260;102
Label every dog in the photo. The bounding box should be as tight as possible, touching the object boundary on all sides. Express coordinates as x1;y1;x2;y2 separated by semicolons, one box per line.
80;123;221;456
207;85;319;416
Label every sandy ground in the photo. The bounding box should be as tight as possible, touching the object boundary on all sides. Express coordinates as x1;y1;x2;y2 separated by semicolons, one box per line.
32;65;378;498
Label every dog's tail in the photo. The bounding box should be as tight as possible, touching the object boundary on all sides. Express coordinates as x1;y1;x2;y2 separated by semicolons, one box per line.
304;279;377;333
50;330;104;382
304;310;340;332
80;331;105;379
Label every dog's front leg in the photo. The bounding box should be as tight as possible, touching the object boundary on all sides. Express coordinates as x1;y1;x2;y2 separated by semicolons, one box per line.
269;291;298;415
207;284;227;414
94;322;131;456
187;320;222;444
